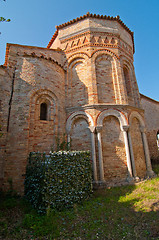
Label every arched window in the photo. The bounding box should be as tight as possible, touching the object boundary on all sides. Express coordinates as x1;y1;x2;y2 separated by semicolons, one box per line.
123;66;132;97
40;102;47;120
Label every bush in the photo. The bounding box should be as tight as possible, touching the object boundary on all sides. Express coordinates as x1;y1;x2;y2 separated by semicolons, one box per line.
24;151;92;214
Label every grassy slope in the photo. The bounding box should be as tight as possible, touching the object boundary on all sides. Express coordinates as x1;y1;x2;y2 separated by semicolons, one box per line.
0;173;159;239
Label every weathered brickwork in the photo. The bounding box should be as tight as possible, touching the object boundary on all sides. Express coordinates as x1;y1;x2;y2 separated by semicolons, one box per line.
101;116;127;181
130;117;146;177
95;55;115;103
0;13;157;193
140;94;159;162
70;118;91;151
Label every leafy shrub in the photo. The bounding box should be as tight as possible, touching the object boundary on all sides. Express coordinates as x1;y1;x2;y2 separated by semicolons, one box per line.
24;151;92;214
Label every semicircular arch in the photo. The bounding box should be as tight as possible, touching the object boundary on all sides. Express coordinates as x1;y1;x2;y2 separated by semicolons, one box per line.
64;52;89;70
129;111;145;127
97;109;128;131
66;111;94;134
91;49;119;63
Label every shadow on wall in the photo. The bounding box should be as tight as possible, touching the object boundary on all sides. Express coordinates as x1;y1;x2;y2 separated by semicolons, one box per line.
67;59;88;107
95;55;115;104
70;117;91;152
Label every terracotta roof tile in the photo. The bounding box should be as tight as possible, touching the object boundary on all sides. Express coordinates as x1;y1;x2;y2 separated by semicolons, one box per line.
47;12;134;52
4;43;10;67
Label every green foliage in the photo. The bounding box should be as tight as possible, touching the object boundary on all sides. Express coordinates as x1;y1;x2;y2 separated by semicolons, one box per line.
0;17;10;22
152;163;159;175
24;151;92;214
0;0;11;24
55;133;71;151
1;176;159;239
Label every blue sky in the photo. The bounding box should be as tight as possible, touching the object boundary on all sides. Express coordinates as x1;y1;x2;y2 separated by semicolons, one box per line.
0;0;159;100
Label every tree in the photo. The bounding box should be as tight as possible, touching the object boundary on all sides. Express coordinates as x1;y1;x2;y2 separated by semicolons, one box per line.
0;0;10;22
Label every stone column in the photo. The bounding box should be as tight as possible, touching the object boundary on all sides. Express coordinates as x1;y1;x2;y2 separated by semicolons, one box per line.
127;128;137;178
140;126;154;177
88;126;97;182
96;126;104;182
122;126;133;180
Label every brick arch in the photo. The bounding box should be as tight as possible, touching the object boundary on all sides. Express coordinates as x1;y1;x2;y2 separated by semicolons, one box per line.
28;89;59;153
66;111;94;134
29;88;58;103
29;89;59;122
94;53;116;104
129;111;147;178
120;56;133;69
64;52;89;70
91;49;119;63
119;53;133;63
66;55;89;107
92;51;123;104
97;109;128;130
129;111;145;127
68;58;85;69
96;109;130;182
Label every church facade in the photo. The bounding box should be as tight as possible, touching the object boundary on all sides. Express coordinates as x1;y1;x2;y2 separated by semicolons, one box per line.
0;13;158;194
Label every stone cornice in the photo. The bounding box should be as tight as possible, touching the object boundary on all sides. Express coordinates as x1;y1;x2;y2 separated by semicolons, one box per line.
66;104;144;113
16;52;65;71
140;93;159;104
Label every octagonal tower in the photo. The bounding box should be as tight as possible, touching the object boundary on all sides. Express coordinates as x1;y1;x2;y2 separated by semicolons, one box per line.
47;13;154;185
48;13;140;109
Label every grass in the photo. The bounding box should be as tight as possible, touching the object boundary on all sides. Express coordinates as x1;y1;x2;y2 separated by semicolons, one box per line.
0;168;159;239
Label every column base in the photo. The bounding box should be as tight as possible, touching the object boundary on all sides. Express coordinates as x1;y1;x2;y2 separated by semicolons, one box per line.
126;176;134;183
146;170;156;178
93;181;106;189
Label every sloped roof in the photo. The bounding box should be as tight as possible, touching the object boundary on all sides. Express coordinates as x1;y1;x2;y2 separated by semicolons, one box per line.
47;12;134;52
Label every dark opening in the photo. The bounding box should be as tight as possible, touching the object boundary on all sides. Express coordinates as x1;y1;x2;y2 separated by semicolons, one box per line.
40;103;47;120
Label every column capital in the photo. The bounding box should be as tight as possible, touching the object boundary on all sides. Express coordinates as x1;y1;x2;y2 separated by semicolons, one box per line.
96;125;102;133
140;126;146;133
122;125;130;132
88;126;96;133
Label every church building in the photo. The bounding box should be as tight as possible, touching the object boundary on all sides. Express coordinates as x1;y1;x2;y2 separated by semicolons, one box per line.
0;13;159;194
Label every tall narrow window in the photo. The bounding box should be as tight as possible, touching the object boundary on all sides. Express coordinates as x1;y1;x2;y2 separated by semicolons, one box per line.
40;103;47;120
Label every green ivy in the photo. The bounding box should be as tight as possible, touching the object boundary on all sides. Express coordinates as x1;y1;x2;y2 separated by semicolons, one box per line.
24;151;92;214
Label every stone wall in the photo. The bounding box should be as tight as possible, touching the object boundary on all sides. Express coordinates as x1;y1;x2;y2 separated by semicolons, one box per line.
140;94;159;162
